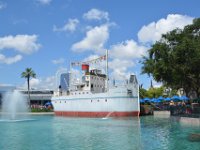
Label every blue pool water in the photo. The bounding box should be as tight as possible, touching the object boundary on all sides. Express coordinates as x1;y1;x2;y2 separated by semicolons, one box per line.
0;116;199;150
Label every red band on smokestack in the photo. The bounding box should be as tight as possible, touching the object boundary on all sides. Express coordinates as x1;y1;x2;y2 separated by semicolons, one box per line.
82;64;89;71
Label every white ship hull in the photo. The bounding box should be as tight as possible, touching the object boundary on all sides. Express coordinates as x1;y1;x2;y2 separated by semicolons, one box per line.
52;87;140;117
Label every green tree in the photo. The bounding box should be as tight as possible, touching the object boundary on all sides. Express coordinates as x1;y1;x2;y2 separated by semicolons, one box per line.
21;68;36;106
147;87;164;98
141;18;200;97
139;87;148;99
139;86;165;99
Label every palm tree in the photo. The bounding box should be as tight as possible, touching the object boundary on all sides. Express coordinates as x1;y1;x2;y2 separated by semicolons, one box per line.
21;68;36;107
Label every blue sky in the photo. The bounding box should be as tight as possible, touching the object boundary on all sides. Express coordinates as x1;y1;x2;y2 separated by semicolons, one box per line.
0;0;199;89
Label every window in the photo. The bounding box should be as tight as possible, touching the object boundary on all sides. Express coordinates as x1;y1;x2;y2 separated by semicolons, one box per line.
91;100;92;102
97;100;99;102
105;99;107;102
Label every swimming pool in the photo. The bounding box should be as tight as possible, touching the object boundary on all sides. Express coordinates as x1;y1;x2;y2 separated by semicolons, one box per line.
0;115;199;150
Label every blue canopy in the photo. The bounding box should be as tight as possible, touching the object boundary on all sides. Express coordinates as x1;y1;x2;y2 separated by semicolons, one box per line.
171;95;180;101
143;97;150;102
157;96;164;101
151;98;157;102
152;98;161;103
140;99;144;103
180;96;189;101
165;97;171;101
45;102;52;106
156;99;161;103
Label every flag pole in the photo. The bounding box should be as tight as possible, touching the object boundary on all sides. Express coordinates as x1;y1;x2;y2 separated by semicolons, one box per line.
105;49;109;91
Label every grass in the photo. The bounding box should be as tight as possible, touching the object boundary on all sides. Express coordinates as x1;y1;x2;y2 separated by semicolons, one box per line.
31;108;53;112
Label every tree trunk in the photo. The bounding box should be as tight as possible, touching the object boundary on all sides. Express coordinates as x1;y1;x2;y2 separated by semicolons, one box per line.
196;87;200;98
27;76;31;107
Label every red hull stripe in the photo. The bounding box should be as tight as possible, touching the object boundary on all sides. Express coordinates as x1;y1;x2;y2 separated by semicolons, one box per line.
54;111;140;117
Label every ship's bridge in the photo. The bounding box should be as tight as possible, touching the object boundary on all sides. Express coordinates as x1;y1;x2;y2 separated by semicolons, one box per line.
81;68;106;93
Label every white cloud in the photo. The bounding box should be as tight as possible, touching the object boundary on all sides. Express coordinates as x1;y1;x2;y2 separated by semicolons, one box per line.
29;78;40;87
82;54;99;63
0;1;6;10
37;0;52;5
0;35;41;54
53;18;79;32
138;14;194;43
40;76;56;89
151;80;162;88
52;58;65;64
0;54;22;64
83;8;109;21
110;40;147;60
13;19;28;25
109;59;134;80
22;76;56;90
71;24;109;52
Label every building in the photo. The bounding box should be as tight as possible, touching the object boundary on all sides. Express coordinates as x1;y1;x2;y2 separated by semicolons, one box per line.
19;90;54;105
60;73;70;91
0;85;54;107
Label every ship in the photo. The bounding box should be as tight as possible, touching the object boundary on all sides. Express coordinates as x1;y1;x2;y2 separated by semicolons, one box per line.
51;50;140;117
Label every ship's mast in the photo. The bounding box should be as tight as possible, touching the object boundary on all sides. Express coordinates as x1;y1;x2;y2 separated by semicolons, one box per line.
69;61;72;91
105;49;109;91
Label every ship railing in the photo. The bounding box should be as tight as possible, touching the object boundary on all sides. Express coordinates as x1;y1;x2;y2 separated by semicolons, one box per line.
53;90;91;97
53;91;69;97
